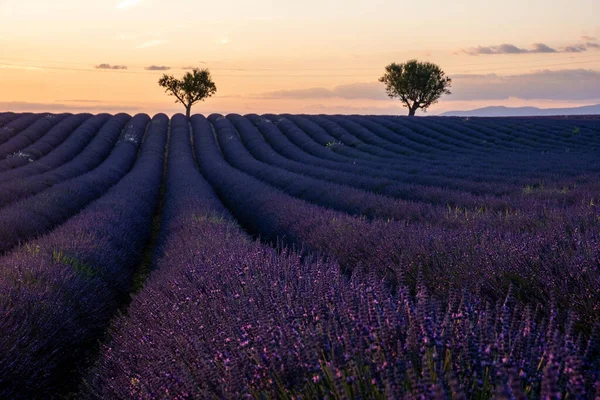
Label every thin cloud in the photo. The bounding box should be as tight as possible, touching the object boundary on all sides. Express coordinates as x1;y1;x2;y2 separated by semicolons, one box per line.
464;41;600;56
531;43;557;53
449;69;600;101
254;82;388;101
136;39;167;49
462;41;600;55
181;64;209;70
562;45;587;53
303;104;406;115
581;35;597;41
95;63;128;70
254;69;600;103
463;43;557;55
145;65;170;71
0;64;44;72
116;0;142;9
62;100;103;103
0;101;141;113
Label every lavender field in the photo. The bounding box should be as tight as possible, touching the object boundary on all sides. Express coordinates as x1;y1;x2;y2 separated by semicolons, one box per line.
0;111;599;399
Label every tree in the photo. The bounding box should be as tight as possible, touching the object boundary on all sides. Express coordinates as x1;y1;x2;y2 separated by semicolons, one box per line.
379;60;451;116
158;68;217;117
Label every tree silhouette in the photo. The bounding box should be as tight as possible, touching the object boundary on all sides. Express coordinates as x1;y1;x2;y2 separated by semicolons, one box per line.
158;68;217;117
379;60;451;116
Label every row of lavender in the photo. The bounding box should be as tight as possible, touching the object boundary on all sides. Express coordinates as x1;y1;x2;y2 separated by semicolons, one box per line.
0;113;167;397
1;112;597;207
0;112;598;398
197;115;600;320
83;114;600;399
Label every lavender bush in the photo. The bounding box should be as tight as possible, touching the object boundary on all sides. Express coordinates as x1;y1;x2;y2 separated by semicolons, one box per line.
0;113;167;398
0;112;595;398
84;115;599;398
0;113;41;146
0;114;149;254
0;113;90;172
0;113;128;204
0;113;69;159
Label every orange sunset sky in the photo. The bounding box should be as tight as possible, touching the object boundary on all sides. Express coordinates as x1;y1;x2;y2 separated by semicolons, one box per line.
1;0;599;115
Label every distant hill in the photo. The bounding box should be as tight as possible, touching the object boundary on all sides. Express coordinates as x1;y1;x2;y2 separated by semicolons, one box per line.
440;104;600;117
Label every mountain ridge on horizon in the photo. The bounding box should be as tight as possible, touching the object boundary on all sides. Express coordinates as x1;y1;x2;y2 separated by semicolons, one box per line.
439;104;600;117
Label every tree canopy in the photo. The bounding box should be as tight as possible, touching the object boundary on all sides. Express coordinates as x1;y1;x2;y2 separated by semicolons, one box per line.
158;68;217;117
379;60;451;116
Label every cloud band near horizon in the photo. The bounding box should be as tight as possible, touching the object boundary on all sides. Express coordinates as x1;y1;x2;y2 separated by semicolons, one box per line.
95;64;128;70
463;41;600;55
254;69;600;102
144;65;170;71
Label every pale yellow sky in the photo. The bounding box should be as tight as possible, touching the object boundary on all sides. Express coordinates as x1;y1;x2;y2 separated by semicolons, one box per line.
0;0;599;114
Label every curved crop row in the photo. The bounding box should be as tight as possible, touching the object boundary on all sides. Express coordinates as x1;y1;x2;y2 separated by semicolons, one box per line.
0;113;167;399
84;115;599;399
0;112;18;127
0;113;43;146
253;114;517;195
270;115;551;195
245;114;520;200
213;114;447;222
191;115;600;325
240;114;596;215
0;114;149;254
0;113;70;159
0;113;90;173
0;114;128;207
0;114;111;184
354;116;599;183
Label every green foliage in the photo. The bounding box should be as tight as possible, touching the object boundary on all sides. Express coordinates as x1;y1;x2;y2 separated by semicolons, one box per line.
379;60;451;116
158;68;217;117
52;249;97;278
325;140;342;149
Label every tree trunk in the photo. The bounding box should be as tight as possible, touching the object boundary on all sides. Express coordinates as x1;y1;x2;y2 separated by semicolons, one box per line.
185;105;191;118
408;107;417;116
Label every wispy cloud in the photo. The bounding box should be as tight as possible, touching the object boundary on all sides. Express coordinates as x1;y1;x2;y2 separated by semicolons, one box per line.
581;35;597;41
448;69;600;101
95;63;128;70
463;43;557;55
0;64;44;72
136;39;167;49
61;99;103;103
253;69;600;103
562;45;587;53
463;41;600;55
145;65;170;71
302;104;406;115
532;43;558;53
0;101;141;113
116;0;142;9
254;82;388;101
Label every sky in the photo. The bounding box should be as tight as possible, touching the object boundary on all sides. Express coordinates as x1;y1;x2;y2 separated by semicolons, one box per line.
0;0;599;115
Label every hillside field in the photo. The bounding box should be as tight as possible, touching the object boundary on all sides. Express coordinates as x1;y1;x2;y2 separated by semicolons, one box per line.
0;111;599;399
